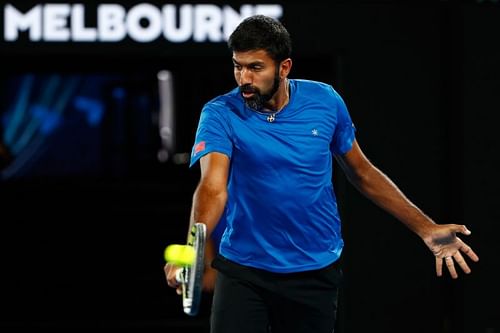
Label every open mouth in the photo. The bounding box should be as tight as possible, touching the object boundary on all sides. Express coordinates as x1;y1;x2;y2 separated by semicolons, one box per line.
242;91;255;99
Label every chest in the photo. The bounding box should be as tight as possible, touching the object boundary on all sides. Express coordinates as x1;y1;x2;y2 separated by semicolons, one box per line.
231;109;337;168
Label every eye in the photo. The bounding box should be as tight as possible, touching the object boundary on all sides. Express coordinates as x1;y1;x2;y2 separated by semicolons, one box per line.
233;64;242;71
250;64;264;71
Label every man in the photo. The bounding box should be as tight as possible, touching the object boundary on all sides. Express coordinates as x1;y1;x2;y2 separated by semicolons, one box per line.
166;15;479;333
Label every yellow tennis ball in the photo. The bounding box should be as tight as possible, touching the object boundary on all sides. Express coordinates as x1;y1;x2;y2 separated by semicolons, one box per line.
164;244;195;266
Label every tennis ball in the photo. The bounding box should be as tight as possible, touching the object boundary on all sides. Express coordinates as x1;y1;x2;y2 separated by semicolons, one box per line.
164;244;195;266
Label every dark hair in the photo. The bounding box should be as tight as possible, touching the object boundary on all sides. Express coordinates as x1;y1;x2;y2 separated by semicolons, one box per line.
228;15;292;63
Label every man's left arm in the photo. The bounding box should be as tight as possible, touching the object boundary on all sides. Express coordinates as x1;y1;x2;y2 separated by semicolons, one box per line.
335;139;479;278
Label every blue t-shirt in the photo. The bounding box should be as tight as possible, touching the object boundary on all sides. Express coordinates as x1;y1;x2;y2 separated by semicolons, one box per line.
190;79;356;273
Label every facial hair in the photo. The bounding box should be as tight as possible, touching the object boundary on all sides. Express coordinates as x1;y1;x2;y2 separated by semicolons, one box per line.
240;68;281;111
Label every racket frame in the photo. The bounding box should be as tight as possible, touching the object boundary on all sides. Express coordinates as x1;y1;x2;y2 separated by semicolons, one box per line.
176;222;206;316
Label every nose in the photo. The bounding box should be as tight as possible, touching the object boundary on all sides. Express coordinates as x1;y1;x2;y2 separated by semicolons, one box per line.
239;67;253;85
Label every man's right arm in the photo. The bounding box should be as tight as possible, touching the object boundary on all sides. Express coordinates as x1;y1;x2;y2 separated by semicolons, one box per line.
189;152;230;239
165;152;229;291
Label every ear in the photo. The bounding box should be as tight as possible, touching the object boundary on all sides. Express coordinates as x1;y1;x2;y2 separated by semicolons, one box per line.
280;58;292;78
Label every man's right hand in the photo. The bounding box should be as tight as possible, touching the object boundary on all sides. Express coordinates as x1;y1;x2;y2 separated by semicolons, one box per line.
164;263;182;295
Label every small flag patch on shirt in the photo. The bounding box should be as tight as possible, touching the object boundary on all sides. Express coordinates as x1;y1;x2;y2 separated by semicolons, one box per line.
193;141;206;155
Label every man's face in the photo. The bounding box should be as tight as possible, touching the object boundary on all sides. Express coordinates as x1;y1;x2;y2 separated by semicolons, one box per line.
232;49;280;111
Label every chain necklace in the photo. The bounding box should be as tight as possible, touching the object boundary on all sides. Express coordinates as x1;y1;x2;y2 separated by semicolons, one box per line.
261;79;290;123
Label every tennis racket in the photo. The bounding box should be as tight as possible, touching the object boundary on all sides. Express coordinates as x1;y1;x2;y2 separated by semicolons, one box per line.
175;222;206;316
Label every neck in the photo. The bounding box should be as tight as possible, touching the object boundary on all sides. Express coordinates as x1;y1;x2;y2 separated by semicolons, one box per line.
265;78;289;112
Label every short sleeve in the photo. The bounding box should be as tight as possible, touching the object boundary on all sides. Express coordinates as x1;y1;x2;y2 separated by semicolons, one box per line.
189;105;233;167
330;89;356;156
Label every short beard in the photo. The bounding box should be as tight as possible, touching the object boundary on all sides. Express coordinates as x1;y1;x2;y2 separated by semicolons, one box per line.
240;69;281;111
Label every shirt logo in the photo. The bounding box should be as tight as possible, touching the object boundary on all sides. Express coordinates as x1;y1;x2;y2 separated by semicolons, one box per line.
193;141;206;155
311;129;319;136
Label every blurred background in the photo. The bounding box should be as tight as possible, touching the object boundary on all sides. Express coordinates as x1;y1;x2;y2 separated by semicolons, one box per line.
0;1;498;332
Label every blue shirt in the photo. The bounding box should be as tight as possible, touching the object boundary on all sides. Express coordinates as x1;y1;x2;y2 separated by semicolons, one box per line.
190;79;356;273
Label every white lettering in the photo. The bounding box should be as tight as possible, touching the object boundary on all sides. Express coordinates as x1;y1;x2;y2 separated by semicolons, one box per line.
98;4;126;41
255;4;283;19
194;4;222;42
3;3;284;43
162;4;192;43
71;4;97;41
4;4;41;41
222;5;253;41
127;3;162;42
43;4;70;41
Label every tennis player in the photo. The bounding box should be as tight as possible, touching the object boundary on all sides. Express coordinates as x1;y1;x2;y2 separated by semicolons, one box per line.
166;15;479;333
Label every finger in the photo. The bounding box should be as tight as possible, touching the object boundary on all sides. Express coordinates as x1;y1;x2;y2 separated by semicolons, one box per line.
176;286;182;295
455;225;471;236
169;280;180;289
453;251;471;274
166;268;180;288
436;257;443;277
164;264;171;283
461;244;480;262
168;270;180;287
445;256;458;279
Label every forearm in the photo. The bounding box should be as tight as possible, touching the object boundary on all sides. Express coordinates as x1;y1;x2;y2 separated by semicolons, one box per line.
188;180;227;240
350;165;435;239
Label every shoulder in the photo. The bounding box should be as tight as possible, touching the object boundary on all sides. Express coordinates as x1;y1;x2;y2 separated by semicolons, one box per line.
203;87;242;114
291;79;345;109
197;87;244;130
291;79;341;100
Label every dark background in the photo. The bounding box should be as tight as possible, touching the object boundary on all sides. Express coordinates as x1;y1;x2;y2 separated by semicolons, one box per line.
0;1;498;332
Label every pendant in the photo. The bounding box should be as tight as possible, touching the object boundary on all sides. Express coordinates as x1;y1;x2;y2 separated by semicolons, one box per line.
267;114;276;123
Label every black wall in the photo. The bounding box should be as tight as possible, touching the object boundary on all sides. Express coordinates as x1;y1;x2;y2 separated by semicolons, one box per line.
0;2;498;332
